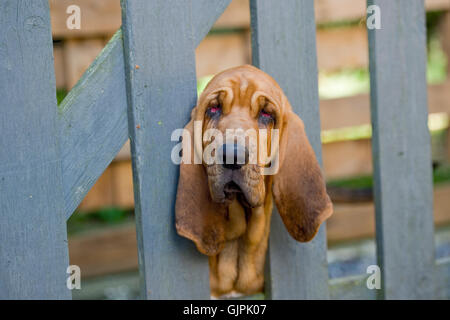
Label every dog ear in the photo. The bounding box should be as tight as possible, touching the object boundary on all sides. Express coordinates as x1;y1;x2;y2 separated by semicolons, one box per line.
175;113;227;256
272;110;333;242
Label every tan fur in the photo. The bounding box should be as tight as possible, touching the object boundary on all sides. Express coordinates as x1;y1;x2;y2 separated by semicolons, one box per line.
175;65;333;297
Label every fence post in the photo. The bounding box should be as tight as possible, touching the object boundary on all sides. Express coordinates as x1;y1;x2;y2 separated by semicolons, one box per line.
0;0;71;299
368;0;435;299
251;0;330;299
121;0;233;299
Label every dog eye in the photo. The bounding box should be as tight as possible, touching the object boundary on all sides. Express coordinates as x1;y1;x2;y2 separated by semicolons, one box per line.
259;109;274;124
206;103;222;118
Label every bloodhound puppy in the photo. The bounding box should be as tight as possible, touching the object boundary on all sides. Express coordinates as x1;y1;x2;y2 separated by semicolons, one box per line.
176;65;332;297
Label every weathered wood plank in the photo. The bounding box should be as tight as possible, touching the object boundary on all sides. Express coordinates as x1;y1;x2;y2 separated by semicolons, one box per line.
69;224;138;278
59;30;129;219
60;1;232;219
251;0;330;299
368;0;435;299
121;0;230;299
0;0;70;299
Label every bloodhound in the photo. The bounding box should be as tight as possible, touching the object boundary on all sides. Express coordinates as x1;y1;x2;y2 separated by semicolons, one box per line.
175;65;333;298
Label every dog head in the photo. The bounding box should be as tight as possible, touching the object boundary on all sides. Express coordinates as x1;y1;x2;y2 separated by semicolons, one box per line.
176;65;332;255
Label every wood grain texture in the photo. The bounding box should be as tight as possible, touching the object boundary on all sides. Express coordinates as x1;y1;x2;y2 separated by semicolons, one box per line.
59;30;129;219
0;0;70;299
60;1;231;220
121;0;230;299
251;0;330;299
69;224;138;278
368;0;435;299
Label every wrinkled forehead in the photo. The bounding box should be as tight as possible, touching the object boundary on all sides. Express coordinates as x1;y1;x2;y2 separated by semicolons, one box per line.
199;66;284;109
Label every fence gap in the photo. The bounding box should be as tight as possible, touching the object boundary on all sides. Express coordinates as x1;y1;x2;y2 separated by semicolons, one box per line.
368;0;435;299
0;0;71;299
250;0;330;299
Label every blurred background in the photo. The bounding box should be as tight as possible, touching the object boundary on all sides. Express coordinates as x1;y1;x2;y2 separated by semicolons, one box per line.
50;0;450;299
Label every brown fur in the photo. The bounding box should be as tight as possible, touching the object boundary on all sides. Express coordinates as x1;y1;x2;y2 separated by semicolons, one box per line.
175;65;333;297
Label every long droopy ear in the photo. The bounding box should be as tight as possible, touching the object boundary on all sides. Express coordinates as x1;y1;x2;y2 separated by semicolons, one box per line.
175;114;227;256
272;110;333;242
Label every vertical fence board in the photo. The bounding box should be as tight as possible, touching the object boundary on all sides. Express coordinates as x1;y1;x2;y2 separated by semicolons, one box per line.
121;0;222;299
368;0;435;299
251;0;329;299
0;0;70;299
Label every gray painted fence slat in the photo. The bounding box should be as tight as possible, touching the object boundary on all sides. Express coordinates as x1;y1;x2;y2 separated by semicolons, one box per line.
250;0;329;299
60;1;231;219
121;0;222;299
368;0;435;299
0;0;70;299
60;31;128;218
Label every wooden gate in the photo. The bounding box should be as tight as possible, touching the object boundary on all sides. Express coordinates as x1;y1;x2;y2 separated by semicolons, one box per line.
0;0;448;299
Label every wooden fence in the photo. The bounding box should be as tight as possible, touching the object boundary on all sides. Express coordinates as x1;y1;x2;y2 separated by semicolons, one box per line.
0;0;449;299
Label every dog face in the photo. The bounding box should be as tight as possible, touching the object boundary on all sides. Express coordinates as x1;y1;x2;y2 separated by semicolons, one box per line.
198;67;282;210
176;65;332;260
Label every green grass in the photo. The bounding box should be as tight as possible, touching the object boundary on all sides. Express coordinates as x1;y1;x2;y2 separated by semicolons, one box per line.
67;207;133;235
328;175;373;189
427;36;448;84
433;165;450;185
56;89;67;105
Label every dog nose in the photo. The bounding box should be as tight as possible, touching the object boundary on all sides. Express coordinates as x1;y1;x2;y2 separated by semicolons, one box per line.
221;143;249;170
